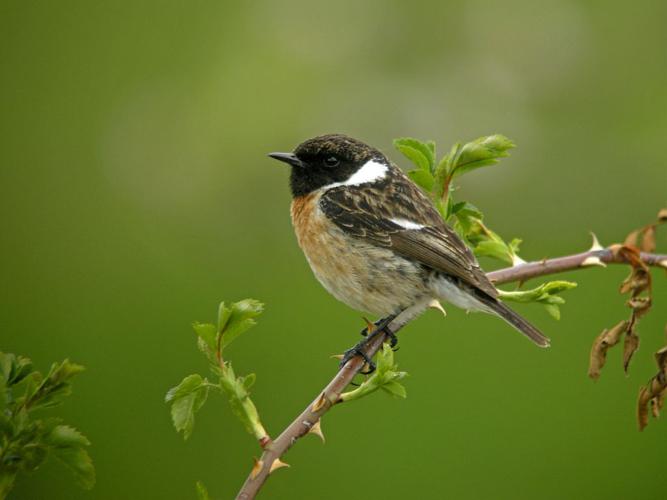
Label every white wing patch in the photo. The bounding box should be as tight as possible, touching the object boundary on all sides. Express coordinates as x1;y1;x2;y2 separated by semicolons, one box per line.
390;218;424;230
321;159;388;191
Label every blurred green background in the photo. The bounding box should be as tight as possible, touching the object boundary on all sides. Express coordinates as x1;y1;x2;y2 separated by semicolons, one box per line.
2;1;666;498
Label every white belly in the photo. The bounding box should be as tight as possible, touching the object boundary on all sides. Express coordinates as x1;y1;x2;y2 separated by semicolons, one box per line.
429;274;489;313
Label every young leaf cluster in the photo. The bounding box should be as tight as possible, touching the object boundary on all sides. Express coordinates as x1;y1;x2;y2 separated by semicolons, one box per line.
497;281;578;320
0;352;94;499
340;345;407;402
166;299;267;443
394;135;576;317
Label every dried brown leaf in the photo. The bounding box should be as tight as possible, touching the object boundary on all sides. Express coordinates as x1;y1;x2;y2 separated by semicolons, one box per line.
588;320;629;379
641;225;656;253
624;230;639;247
657;390;666;412
623;326;640;374
638;378;667;431
627;297;652;319
617;244;646;270
638;386;651;431
637;338;667;431
651;391;664;419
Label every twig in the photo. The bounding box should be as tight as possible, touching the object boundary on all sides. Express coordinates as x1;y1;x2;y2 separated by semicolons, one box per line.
487;248;666;285
235;248;667;499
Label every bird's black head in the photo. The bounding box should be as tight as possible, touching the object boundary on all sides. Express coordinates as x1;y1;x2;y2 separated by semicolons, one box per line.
269;134;387;197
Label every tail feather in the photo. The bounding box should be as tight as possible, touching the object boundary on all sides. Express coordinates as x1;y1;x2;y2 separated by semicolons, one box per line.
476;294;550;348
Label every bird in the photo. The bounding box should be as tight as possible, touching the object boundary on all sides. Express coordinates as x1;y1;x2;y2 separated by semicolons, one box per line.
269;134;549;367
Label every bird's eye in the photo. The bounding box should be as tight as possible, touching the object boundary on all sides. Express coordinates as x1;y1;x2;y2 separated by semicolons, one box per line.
324;156;340;167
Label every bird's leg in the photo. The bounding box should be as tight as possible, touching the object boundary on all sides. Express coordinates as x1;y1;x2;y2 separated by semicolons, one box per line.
342;314;398;374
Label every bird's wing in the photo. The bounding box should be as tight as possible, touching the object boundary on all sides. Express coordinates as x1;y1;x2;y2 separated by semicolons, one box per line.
319;167;498;298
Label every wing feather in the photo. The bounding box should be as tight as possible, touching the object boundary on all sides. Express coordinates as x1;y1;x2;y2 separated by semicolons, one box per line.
319;166;498;298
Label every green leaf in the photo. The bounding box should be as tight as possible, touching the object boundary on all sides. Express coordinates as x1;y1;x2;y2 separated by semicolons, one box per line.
473;240;514;264
434;199;448;221
435;142;462;177
196;481;211;500
498;281;577;320
508;238;522;256
47;425;90;448
340;345;408;402
219;363;267;440
431;142;461;200
192;322;217;352
51;446;96;489
242;373;256;391
381;381;407;398
20;443;49;471
450;201;483;226
0;352;12;382
46;425;95;489
0;352;34;387
393;137;435;173
0;411;12;436
165;374;209;440
407;169;435;192
498;281;577;303
0;354;94;494
425;140;436;159
543;304;561;320
450;134;515;179
26;359;85;411
219;299;264;350
217;302;233;336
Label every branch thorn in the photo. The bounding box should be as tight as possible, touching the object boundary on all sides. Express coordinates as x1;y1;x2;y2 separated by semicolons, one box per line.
363;317;376;333
269;458;290;474
589;232;604;251
250;458;264;480
581;256;606;268
512;254;527;266
307;419;325;443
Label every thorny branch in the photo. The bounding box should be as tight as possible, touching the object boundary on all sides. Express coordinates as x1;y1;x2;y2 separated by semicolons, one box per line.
236;246;667;499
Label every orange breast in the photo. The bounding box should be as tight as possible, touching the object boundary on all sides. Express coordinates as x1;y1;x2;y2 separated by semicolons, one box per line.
291;192;324;254
290;192;426;316
291;192;347;275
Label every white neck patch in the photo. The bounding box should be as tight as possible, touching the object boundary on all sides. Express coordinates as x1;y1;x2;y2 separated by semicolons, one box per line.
345;159;388;186
321;159;388;191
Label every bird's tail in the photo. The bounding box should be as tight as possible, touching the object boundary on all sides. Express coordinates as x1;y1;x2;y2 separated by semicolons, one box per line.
476;294;550;348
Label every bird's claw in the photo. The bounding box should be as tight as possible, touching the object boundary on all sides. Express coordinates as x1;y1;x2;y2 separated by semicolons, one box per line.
339;347;376;374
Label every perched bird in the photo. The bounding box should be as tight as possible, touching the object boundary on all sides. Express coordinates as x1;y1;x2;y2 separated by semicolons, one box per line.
269;134;549;364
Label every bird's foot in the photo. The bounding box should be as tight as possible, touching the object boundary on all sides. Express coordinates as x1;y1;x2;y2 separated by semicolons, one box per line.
360;315;398;348
341;315;398;374
340;341;377;374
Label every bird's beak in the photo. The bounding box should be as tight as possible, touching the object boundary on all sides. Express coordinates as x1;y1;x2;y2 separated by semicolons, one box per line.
268;152;304;168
